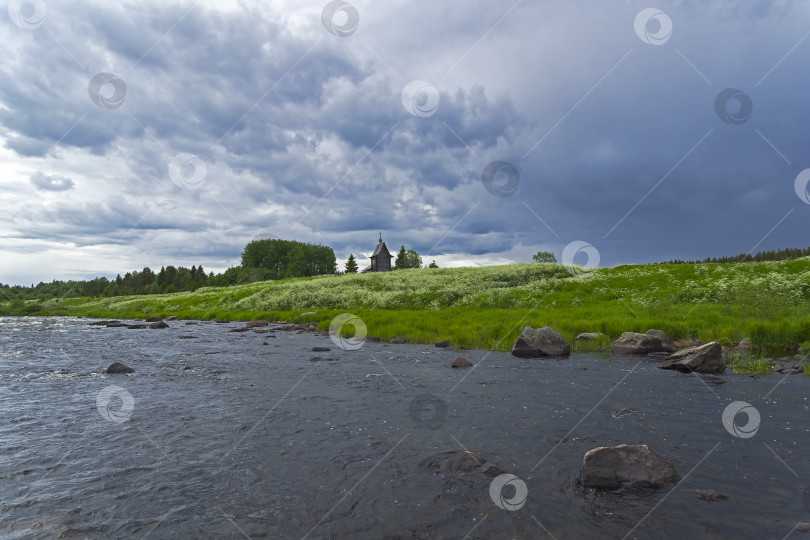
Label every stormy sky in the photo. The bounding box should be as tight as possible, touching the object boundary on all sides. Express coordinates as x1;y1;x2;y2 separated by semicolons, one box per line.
1;0;809;286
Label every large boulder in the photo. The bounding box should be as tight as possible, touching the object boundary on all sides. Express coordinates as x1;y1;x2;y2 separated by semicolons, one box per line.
645;330;677;353
657;342;724;374
581;444;679;489
511;326;570;357
612;332;663;355
105;362;134;374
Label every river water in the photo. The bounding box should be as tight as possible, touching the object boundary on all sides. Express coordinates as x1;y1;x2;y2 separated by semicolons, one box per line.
1;316;809;539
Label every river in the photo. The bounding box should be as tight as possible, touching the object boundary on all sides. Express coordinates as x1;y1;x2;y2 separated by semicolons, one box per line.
1;316;808;539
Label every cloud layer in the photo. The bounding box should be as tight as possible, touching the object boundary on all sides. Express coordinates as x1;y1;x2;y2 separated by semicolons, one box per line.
1;0;809;285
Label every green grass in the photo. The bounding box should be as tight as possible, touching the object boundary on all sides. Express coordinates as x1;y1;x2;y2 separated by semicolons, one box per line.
3;258;810;353
727;353;775;375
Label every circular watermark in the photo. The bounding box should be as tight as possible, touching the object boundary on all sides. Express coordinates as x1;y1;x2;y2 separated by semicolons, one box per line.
721;401;760;439
88;73;127;110
714;88;753;125
401;80;440;118
794;169;810;205
634;8;672;46
169;153;207;190
481;161;520;198
8;0;46;30
561;241;600;276
329;313;367;351
321;0;359;37
408;393;447;430
489;473;528;511
96;385;135;424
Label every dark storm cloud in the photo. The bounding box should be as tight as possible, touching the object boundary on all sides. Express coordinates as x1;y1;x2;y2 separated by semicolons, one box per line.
1;0;809;284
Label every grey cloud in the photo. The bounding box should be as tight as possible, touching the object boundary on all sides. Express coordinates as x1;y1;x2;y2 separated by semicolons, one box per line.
29;171;74;191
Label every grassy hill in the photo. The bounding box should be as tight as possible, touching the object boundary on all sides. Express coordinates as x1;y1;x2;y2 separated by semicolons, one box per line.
6;259;810;352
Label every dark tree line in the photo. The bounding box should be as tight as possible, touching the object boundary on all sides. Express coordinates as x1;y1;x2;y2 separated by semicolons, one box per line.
658;246;810;265
1;239;338;301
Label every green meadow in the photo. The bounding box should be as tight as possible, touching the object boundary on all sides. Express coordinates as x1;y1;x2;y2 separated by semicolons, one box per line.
5;259;810;353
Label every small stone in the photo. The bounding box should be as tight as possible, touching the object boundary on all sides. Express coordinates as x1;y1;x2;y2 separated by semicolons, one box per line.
310;356;336;362
450;357;472;368
178;335;197;339
366;336;381;342
390;337;406;344
165;316;179;321
150;321;169;329
105;362;134;374
575;332;602;341
313;346;331;352
434;339;451;348
145;316;162;322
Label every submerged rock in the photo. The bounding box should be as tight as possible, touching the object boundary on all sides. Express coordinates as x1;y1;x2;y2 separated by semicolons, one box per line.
312;346;331;352
688;489;729;502
450;357;472;368
657;342;724;374
245;320;268;328
581;444;679;489
105;362;134;374
511;326;570;357
420;450;505;478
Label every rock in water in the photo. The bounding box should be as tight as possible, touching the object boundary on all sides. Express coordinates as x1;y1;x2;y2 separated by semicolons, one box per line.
511;326;570;357
105;362;134;374
450;357;472;368
688;489;729;502
657;342;724;374
434;339;451;348
150;321;169;329
581;444;679;489
645;329;677;353
611;332;662;355
145;316;162;322
420;450;505;477
390;336;406;344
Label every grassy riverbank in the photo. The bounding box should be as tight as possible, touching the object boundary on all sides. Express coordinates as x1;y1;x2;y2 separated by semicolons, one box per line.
4;259;810;352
